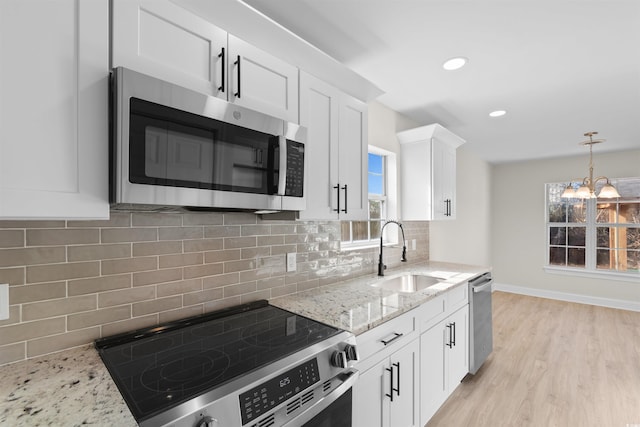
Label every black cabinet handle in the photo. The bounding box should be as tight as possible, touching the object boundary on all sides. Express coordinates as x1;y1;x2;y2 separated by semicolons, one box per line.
380;332;403;346
234;55;241;98
393;362;400;397
342;184;348;213
333;183;340;213
444;199;452;216
385;366;395;402
446;324;453;348
218;47;225;92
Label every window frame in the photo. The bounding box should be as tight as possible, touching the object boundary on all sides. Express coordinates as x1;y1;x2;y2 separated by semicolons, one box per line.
544;177;640;282
341;145;398;250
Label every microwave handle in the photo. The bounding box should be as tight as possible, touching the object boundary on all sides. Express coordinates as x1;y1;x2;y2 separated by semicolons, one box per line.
277;136;287;196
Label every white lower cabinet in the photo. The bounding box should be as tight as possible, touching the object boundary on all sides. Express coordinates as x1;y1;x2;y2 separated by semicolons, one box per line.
353;284;471;427
420;304;469;425
353;338;419;427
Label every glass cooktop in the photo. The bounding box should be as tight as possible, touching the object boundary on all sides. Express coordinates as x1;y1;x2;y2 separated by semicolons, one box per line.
95;300;339;422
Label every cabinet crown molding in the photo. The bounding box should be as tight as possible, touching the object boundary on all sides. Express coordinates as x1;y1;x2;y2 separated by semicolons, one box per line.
397;123;466;148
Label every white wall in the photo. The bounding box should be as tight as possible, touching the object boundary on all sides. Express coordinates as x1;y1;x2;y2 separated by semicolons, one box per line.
368;100;419;153
429;146;492;266
491;149;640;304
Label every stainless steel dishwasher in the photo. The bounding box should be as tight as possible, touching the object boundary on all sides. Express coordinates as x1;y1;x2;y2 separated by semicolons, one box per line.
468;272;493;374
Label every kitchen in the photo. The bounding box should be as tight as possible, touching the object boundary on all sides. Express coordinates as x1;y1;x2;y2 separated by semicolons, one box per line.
1;1;639;426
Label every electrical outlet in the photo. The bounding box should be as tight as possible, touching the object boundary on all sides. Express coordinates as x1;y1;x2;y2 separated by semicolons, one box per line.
286;253;297;272
0;284;9;320
412;239;417;251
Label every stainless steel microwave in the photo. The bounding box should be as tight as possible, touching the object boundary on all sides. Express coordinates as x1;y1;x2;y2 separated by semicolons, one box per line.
110;67;306;212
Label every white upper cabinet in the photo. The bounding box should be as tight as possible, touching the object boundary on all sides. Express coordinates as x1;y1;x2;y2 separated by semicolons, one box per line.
227;35;298;123
0;0;109;219
298;72;368;220
398;124;465;221
112;0;226;99
111;0;298;123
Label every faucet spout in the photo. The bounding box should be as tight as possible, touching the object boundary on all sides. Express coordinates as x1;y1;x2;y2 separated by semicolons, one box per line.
378;220;408;276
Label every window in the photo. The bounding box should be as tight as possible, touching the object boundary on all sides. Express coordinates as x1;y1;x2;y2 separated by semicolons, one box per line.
545;177;640;278
341;147;397;247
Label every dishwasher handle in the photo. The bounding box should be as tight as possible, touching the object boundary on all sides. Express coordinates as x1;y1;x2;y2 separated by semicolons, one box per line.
472;280;493;293
470;273;493;293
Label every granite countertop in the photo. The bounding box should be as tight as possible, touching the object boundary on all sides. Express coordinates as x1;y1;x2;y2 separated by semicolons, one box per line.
271;260;489;335
0;260;488;426
0;344;136;427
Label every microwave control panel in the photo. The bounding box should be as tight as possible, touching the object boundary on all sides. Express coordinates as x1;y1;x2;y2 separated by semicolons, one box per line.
284;140;304;197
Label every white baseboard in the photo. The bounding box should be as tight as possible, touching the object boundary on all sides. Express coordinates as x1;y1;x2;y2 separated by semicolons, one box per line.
493;282;640;312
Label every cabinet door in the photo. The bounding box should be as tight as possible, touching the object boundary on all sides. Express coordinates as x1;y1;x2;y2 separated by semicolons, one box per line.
353;358;385;427
447;304;469;386
112;0;227;98
228;35;299;123
298;72;340;220
400;140;433;220
0;0;109;219
420;321;448;425
388;339;420;427
432;139;456;220
337;95;368;221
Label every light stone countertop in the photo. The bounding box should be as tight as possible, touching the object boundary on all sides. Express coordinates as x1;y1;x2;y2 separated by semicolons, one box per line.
0;260;488;426
0;344;137;427
271;260;489;335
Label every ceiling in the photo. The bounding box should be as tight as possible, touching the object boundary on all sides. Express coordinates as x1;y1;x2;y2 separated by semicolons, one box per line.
241;0;640;164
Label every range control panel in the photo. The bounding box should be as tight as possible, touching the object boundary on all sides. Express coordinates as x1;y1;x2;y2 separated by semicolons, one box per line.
239;358;319;425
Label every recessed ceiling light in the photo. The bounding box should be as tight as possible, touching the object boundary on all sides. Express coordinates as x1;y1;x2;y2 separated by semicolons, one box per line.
489;110;507;117
442;57;468;71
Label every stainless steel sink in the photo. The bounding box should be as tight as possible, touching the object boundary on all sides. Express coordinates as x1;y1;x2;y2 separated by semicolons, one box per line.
370;274;441;293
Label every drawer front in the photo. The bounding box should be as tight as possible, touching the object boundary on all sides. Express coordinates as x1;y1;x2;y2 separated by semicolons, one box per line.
356;310;415;362
418;294;446;332
448;283;468;311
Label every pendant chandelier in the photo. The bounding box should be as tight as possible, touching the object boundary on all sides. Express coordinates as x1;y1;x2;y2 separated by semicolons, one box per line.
560;132;620;199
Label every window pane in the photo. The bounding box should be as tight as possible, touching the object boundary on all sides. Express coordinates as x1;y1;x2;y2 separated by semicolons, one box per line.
567;248;585;267
368;153;383;174
549;227;566;245
369;200;382;220
548;203;566;223
341;222;350;242
628;228;640;249
597;227;610;248
368;153;384;196
597;202;616;223
549;247;566;265
568;204;586;223
370;220;381;240
627;250;640;271
369;174;383;195
567;227;585;247
596;249;610;269
620;203;640;224
352;221;369;241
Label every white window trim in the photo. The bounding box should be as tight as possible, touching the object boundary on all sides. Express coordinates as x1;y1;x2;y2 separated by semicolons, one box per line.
341;145;398;251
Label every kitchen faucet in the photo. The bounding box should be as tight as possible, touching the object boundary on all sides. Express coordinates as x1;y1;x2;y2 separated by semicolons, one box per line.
378;220;407;276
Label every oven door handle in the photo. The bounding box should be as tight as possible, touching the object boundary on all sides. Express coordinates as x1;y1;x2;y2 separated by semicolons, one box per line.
282;368;359;427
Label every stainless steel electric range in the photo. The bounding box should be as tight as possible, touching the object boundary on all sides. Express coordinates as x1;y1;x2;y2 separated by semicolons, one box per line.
95;300;359;427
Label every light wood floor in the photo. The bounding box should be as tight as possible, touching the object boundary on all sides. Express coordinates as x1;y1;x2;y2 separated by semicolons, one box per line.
426;291;640;427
